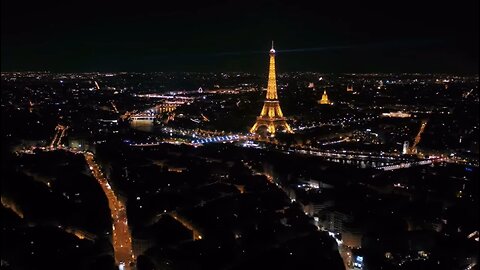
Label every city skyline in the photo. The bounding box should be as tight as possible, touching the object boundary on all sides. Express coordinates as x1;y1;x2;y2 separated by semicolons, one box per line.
1;1;478;270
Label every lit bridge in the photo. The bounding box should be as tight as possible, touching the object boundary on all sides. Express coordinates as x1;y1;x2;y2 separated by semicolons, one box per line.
191;134;243;145
161;127;250;146
280;147;435;169
376;157;446;171
129;103;178;122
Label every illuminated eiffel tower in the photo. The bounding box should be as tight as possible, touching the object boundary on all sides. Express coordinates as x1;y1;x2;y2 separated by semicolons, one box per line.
250;42;293;136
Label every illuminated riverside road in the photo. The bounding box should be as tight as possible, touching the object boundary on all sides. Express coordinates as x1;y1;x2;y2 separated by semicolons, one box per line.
84;152;134;269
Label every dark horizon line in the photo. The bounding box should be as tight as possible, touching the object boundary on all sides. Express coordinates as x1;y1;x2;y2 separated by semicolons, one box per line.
1;70;479;76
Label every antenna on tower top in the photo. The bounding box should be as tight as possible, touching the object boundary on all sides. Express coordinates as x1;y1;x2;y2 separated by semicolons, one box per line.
270;41;276;54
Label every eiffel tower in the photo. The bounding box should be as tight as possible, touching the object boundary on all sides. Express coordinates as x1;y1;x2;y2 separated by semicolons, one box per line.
250;42;293;136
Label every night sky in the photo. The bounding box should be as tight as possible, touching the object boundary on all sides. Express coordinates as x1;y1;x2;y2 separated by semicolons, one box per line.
1;0;478;73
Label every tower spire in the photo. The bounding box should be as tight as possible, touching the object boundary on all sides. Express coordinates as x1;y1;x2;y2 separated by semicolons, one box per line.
250;42;293;136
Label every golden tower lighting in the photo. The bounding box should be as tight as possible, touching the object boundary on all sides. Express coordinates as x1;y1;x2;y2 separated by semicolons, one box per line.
250;42;293;136
319;89;331;105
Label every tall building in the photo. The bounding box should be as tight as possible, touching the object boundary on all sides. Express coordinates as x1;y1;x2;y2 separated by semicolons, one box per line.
250;42;293;136
319;89;332;105
402;141;410;155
